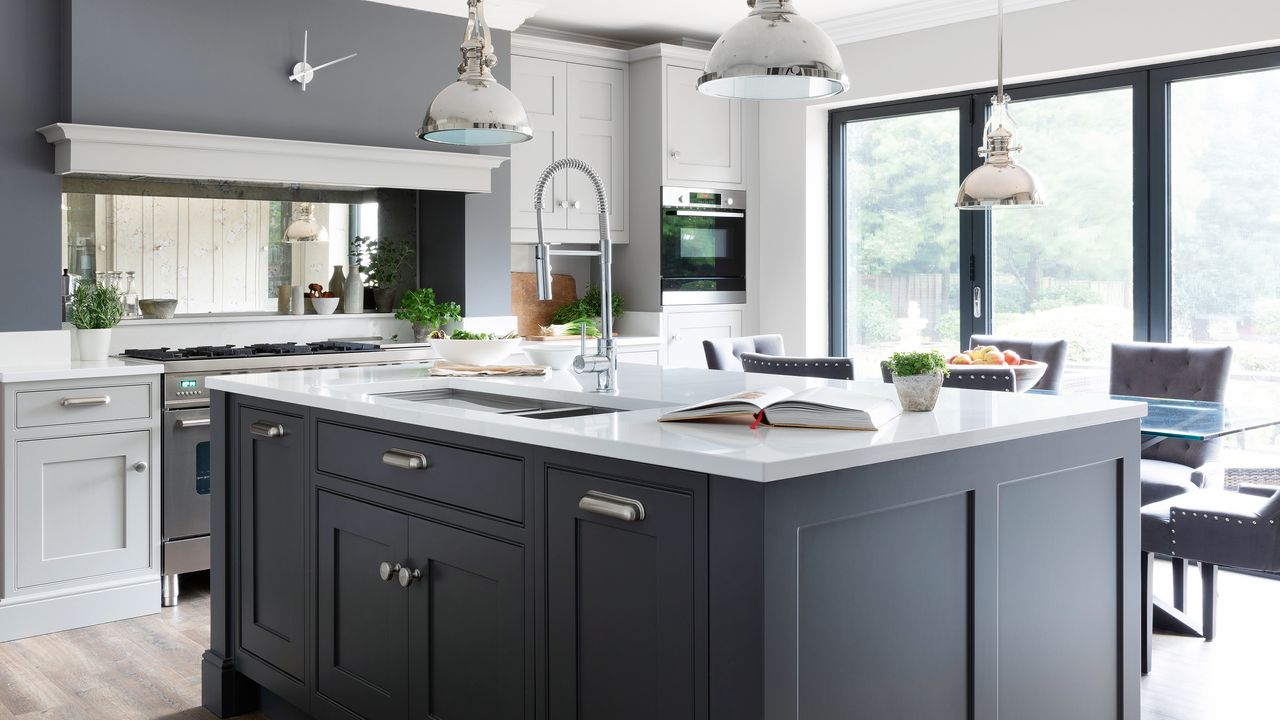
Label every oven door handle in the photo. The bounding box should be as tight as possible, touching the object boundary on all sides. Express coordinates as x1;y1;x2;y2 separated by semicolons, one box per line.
671;210;745;218
175;416;212;429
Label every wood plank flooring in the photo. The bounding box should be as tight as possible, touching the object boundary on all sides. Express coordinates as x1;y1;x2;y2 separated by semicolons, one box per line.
0;573;265;720
0;564;1271;718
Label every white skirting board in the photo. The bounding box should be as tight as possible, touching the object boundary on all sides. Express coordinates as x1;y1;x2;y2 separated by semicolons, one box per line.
0;576;159;642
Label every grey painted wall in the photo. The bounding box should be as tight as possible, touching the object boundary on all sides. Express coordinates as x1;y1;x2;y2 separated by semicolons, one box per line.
0;1;64;331
0;0;513;332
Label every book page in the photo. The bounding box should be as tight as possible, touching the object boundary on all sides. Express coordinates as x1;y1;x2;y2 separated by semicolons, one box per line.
659;386;794;422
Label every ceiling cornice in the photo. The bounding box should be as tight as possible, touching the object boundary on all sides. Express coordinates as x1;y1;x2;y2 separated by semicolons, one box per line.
820;0;1073;46
362;0;544;32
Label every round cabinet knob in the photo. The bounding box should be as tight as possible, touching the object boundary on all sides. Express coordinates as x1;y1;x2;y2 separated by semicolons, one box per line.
678;195;686;204
572;200;582;210
558;200;570;209
133;461;148;473
379;561;402;582
398;566;422;588
670;150;682;160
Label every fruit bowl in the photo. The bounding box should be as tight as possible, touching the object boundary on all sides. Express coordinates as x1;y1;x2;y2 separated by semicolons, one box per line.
522;343;579;371
947;359;1047;393
429;337;524;367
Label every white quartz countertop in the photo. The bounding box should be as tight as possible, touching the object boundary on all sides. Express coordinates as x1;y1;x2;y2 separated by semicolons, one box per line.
207;364;1146;482
0;358;162;383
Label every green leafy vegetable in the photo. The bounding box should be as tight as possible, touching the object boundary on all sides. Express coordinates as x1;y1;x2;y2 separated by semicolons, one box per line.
886;350;950;378
550;285;623;325
449;330;519;340
395;288;461;334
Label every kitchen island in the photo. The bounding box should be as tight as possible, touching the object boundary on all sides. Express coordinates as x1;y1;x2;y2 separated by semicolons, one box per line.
202;364;1145;720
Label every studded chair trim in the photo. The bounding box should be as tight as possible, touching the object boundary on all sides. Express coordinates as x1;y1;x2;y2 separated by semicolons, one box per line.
970;335;1068;392
740;353;854;381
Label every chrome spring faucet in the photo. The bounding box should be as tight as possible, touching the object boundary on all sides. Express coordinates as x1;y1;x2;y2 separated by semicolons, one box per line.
533;159;617;393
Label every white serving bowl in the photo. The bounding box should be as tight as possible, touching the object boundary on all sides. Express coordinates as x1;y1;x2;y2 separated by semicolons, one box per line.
522;343;579;371
310;297;339;315
430;337;524;367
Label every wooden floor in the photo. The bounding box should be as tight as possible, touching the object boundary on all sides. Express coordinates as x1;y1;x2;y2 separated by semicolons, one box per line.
0;573;265;720
1141;559;1280;719
0;565;1272;719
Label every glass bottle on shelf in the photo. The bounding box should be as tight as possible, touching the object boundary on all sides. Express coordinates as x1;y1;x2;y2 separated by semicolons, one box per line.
123;271;139;317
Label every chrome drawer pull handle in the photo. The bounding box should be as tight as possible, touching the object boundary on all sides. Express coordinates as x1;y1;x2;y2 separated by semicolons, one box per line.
578;491;645;522
61;395;110;407
177;417;211;429
382;449;428;470
249;421;285;438
379;561;402;582
398;566;422;588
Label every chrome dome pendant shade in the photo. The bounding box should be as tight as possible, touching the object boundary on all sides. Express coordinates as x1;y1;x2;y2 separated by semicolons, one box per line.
698;0;849;101
284;202;328;243
956;0;1045;209
419;0;533;146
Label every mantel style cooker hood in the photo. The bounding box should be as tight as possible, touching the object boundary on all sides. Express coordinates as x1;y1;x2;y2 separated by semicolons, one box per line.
37;123;508;194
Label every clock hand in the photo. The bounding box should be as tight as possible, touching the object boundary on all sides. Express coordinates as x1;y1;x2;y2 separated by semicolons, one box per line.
289;53;358;81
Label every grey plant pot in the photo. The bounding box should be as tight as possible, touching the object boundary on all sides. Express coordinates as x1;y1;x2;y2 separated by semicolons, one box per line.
892;372;943;412
374;287;397;314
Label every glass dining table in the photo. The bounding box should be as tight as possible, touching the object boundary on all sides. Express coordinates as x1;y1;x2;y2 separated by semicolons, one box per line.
1030;391;1280;448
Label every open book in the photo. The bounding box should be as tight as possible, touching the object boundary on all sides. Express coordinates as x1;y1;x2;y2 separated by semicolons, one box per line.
659;386;901;431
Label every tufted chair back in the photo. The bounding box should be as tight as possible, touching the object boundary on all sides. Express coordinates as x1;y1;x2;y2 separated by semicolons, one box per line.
1110;342;1233;469
970;335;1068;391
740;354;854;381
702;335;785;371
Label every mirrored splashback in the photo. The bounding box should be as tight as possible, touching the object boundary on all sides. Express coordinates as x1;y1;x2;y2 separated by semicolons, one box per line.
61;180;380;316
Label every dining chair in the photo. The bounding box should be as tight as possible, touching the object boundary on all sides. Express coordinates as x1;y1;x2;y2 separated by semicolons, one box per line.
970;334;1068;391
1140;483;1280;673
741;353;854;381
1110;341;1233;506
879;362;1015;392
702;335;785;371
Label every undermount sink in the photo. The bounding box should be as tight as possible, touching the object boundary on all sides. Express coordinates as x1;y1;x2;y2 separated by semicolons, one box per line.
373;388;622;420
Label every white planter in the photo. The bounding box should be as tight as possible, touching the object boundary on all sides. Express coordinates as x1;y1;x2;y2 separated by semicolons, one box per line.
77;328;112;362
892;372;943;412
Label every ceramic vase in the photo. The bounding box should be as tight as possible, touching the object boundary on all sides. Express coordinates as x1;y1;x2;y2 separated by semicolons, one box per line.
892;372;943;412
343;258;364;314
78;328;112;362
328;265;346;312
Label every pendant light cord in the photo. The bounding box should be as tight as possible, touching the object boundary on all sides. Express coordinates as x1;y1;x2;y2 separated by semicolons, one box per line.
996;0;1005;100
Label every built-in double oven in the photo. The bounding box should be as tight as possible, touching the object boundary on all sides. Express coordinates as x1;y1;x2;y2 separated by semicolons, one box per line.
660;186;747;305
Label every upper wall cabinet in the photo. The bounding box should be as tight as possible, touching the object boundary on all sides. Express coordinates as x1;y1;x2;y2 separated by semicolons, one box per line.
510;38;629;245
665;65;743;186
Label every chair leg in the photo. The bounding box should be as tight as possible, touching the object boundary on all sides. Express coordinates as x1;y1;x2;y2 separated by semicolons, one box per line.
1141;551;1153;675
1171;557;1188;611
1201;562;1218;642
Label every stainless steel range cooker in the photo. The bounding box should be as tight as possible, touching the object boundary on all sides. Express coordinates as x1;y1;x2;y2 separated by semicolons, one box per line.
120;341;435;606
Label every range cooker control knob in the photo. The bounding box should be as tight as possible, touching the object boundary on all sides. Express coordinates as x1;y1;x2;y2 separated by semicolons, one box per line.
726;197;735;206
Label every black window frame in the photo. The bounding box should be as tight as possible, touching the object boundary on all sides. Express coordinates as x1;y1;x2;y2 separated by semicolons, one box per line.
829;45;1280;355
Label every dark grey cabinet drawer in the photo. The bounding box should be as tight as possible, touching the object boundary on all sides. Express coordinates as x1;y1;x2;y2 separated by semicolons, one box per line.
316;421;525;523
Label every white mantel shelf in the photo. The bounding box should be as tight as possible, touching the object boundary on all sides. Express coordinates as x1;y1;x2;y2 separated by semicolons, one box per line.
37;123;508;194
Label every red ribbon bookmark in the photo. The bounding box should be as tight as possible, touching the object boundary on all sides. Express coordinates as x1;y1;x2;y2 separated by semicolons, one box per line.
750;410;764;430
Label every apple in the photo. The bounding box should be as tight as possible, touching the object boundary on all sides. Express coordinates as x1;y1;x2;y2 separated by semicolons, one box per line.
950;354;973;365
984;351;1007;365
1003;350;1021;365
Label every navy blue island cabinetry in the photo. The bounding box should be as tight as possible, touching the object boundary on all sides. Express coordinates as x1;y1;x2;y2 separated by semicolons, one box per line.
202;375;1142;720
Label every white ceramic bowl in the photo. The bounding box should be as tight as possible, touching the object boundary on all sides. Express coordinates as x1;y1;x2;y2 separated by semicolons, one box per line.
430;337;524;367
310;297;339;315
522;343;579;371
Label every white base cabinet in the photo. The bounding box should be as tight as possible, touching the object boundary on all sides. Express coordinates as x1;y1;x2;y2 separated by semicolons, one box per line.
663;307;745;369
1;375;161;641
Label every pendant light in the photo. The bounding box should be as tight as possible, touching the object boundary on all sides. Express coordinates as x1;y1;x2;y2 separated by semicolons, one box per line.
956;0;1045;209
419;0;533;146
698;0;849;101
284;202;328;243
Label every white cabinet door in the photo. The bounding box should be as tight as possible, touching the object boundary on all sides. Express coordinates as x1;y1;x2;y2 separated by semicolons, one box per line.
511;56;569;230
665;65;743;186
15;431;153;588
565;63;626;233
665;309;744;369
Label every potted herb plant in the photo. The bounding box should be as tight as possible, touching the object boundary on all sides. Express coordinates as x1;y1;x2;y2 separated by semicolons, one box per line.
550;284;624;328
70;281;124;362
395;288;462;343
362;237;415;313
885;350;949;412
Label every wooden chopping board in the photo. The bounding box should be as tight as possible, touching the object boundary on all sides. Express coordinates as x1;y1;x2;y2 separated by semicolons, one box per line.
511;272;576;338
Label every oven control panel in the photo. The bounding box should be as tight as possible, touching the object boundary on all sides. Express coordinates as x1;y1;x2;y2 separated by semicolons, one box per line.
165;375;208;407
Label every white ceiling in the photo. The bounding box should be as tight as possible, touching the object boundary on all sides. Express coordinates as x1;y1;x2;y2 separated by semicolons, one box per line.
365;0;1072;45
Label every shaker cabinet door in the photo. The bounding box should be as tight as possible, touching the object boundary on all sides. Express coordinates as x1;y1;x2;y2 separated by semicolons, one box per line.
14;430;153;589
665;65;742;185
511;55;569;230
406;518;528;720
316;493;410;720
547;468;699;720
237;407;307;682
566;62;627;233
